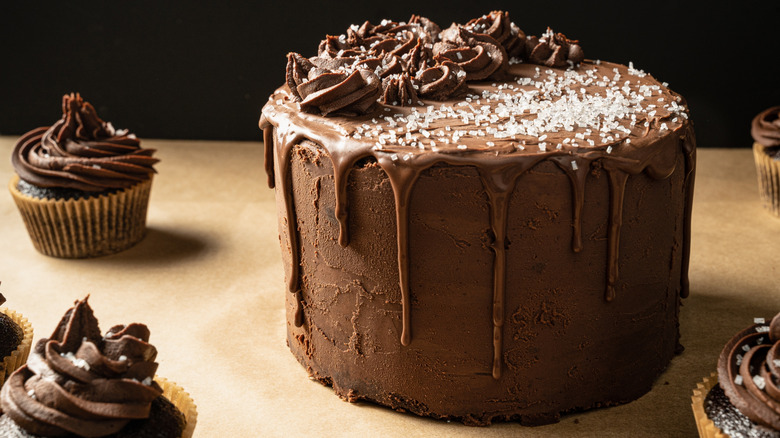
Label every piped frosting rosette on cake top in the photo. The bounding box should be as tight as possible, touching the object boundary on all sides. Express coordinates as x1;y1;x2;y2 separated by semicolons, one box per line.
692;314;780;437
752;106;780;217
9;93;158;258
0;297;196;437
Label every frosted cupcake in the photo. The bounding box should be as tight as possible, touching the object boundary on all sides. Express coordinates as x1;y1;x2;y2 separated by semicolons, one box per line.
0;288;33;387
0;297;197;437
752;106;780;217
9;93;158;258
691;313;780;437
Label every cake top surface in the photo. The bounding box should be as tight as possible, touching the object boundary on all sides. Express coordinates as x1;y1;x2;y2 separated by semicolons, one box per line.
11;93;158;192
717;313;780;431
752;106;780;148
0;297;163;437
261;11;690;161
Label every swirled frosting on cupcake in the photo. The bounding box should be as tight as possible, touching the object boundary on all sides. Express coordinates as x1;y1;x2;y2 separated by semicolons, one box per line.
0;297;163;437
717;313;780;431
752;106;780;149
11;93;158;192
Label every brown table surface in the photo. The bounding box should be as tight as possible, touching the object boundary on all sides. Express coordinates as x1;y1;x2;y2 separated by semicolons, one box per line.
1;137;779;437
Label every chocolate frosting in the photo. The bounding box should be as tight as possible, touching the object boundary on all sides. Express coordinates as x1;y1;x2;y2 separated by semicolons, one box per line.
261;57;695;378
463;11;526;59
752;106;780;147
11;93;157;192
717;314;780;430
527;28;585;68
435;26;509;80
380;73;418;106
0;297;162;437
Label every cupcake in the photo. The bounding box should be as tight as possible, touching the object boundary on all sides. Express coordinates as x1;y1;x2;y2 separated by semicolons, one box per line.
691;313;780;437
752;106;780;217
0;297;197;437
9;93;158;258
0;287;34;387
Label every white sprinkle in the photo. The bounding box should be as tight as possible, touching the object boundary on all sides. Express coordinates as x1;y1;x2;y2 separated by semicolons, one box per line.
118;355;128;362
774;359;780;368
142;376;153;386
736;354;743;365
606;146;613;154
742;344;751;352
391;154;399;161
538;134;548;141
61;352;90;371
753;375;766;390
754;318;766;324
457;144;468;150
538;142;547;152
27;389;35;398
486;141;495;147
571;160;578;170
735;375;743;386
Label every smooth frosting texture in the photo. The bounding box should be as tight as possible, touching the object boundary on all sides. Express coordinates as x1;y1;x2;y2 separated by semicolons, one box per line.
718;313;780;431
12;93;158;192
752;106;780;148
0;297;162;437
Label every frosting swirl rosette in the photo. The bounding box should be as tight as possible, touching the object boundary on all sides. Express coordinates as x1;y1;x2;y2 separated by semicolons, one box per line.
11;93;158;192
435;26;509;80
752;106;780;148
0;297;163;437
285;53;382;116
717;313;780;430
526;28;585;68
463;10;526;59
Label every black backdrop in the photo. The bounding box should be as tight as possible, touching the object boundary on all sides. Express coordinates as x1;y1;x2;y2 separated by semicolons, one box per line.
2;1;778;147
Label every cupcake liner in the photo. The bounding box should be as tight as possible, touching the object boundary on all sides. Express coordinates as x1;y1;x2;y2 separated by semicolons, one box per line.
754;142;780;217
157;377;198;438
691;372;729;438
0;308;33;388
8;174;152;258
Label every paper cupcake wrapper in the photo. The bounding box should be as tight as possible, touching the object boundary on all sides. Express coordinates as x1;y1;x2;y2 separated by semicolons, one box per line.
754;142;780;217
157;377;198;438
9;175;152;258
0;308;33;387
691;372;729;438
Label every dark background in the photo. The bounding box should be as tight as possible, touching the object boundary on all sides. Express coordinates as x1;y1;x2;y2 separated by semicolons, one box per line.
2;1;778;147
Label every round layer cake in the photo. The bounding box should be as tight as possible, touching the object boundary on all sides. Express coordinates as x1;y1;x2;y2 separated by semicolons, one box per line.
260;12;696;425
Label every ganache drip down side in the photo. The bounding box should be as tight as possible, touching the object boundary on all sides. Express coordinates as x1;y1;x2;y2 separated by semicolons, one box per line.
0;297;162;437
11;93;158;192
260;11;695;381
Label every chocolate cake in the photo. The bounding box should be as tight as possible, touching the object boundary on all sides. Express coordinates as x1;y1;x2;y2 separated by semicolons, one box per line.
260;11;696;425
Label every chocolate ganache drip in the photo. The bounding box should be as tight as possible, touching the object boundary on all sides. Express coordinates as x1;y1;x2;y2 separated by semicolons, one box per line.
718;314;780;430
752;106;780;148
11;93;157;192
0;297;162;437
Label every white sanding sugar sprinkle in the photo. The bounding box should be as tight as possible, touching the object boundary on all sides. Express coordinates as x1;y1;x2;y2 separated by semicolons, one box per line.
753;375;766;390
756;326;770;333
61;352;90;371
754;317;766;324
735;375;744;386
350;64;687;153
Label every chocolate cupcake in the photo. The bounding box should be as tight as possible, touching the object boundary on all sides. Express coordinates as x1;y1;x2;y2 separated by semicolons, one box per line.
9;93;158;258
691;314;780;437
752;106;780;217
0;297;197;437
0;287;34;388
